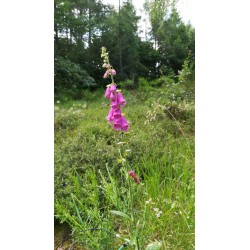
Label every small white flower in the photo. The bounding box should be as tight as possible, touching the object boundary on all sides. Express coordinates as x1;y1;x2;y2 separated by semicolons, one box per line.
116;142;126;145
145;198;155;205
153;208;162;217
156;211;162;218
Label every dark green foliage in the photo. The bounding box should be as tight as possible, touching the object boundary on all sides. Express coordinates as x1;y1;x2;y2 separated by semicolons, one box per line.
54;0;195;98
157;8;194;74
138;40;161;79
99;0;141;83
144;1;195;75
54;56;96;98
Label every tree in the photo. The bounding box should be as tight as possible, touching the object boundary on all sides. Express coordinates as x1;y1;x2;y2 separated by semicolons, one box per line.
54;0;109;90
157;8;194;74
138;40;160;79
99;0;141;82
144;0;176;48
54;0;195;94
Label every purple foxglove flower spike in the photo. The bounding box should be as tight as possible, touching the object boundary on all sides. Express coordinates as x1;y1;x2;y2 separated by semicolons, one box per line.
101;47;129;132
117;92;126;107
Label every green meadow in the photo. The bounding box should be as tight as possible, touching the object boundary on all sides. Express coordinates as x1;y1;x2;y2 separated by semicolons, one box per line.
54;77;195;249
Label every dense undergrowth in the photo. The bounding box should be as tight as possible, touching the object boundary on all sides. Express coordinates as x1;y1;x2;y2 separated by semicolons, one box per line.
54;76;195;250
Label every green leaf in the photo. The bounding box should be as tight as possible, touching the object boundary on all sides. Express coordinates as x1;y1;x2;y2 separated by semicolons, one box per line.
71;194;83;225
130;230;138;246
110;210;131;220
145;241;162;250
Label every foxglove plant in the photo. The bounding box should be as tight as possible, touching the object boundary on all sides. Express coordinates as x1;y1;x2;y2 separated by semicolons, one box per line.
101;47;142;249
101;47;129;132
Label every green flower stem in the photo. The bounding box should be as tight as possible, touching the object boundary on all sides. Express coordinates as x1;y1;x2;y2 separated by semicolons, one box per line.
102;47;115;84
127;167;140;250
118;136;140;250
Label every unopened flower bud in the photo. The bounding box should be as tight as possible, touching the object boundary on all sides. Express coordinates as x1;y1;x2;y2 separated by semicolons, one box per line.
128;170;140;184
103;71;109;78
105;86;111;98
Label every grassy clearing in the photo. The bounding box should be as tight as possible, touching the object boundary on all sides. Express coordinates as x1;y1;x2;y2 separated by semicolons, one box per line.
54;81;194;249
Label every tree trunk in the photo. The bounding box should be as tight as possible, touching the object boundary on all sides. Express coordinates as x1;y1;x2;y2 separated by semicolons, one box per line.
118;0;123;79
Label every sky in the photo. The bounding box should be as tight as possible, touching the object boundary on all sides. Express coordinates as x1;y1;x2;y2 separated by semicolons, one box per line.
102;0;195;27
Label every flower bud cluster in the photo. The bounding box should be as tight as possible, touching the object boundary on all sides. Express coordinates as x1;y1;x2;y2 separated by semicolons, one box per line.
128;170;140;184
103;68;116;79
101;47;116;79
101;47;129;132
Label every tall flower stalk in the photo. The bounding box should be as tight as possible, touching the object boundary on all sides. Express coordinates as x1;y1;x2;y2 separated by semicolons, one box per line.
101;47;129;132
101;47;140;250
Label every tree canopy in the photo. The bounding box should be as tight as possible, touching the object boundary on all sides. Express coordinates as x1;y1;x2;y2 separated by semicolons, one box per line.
54;0;195;95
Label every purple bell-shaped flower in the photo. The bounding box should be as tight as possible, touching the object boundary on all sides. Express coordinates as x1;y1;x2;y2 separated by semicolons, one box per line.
110;92;117;101
106;108;114;122
113;117;122;130
105;86;111;99
117;92;126;107
121;116;129;132
111;98;119;109
113;108;122;119
110;84;116;93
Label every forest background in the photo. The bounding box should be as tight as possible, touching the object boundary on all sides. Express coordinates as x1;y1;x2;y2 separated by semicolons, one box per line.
54;0;195;99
